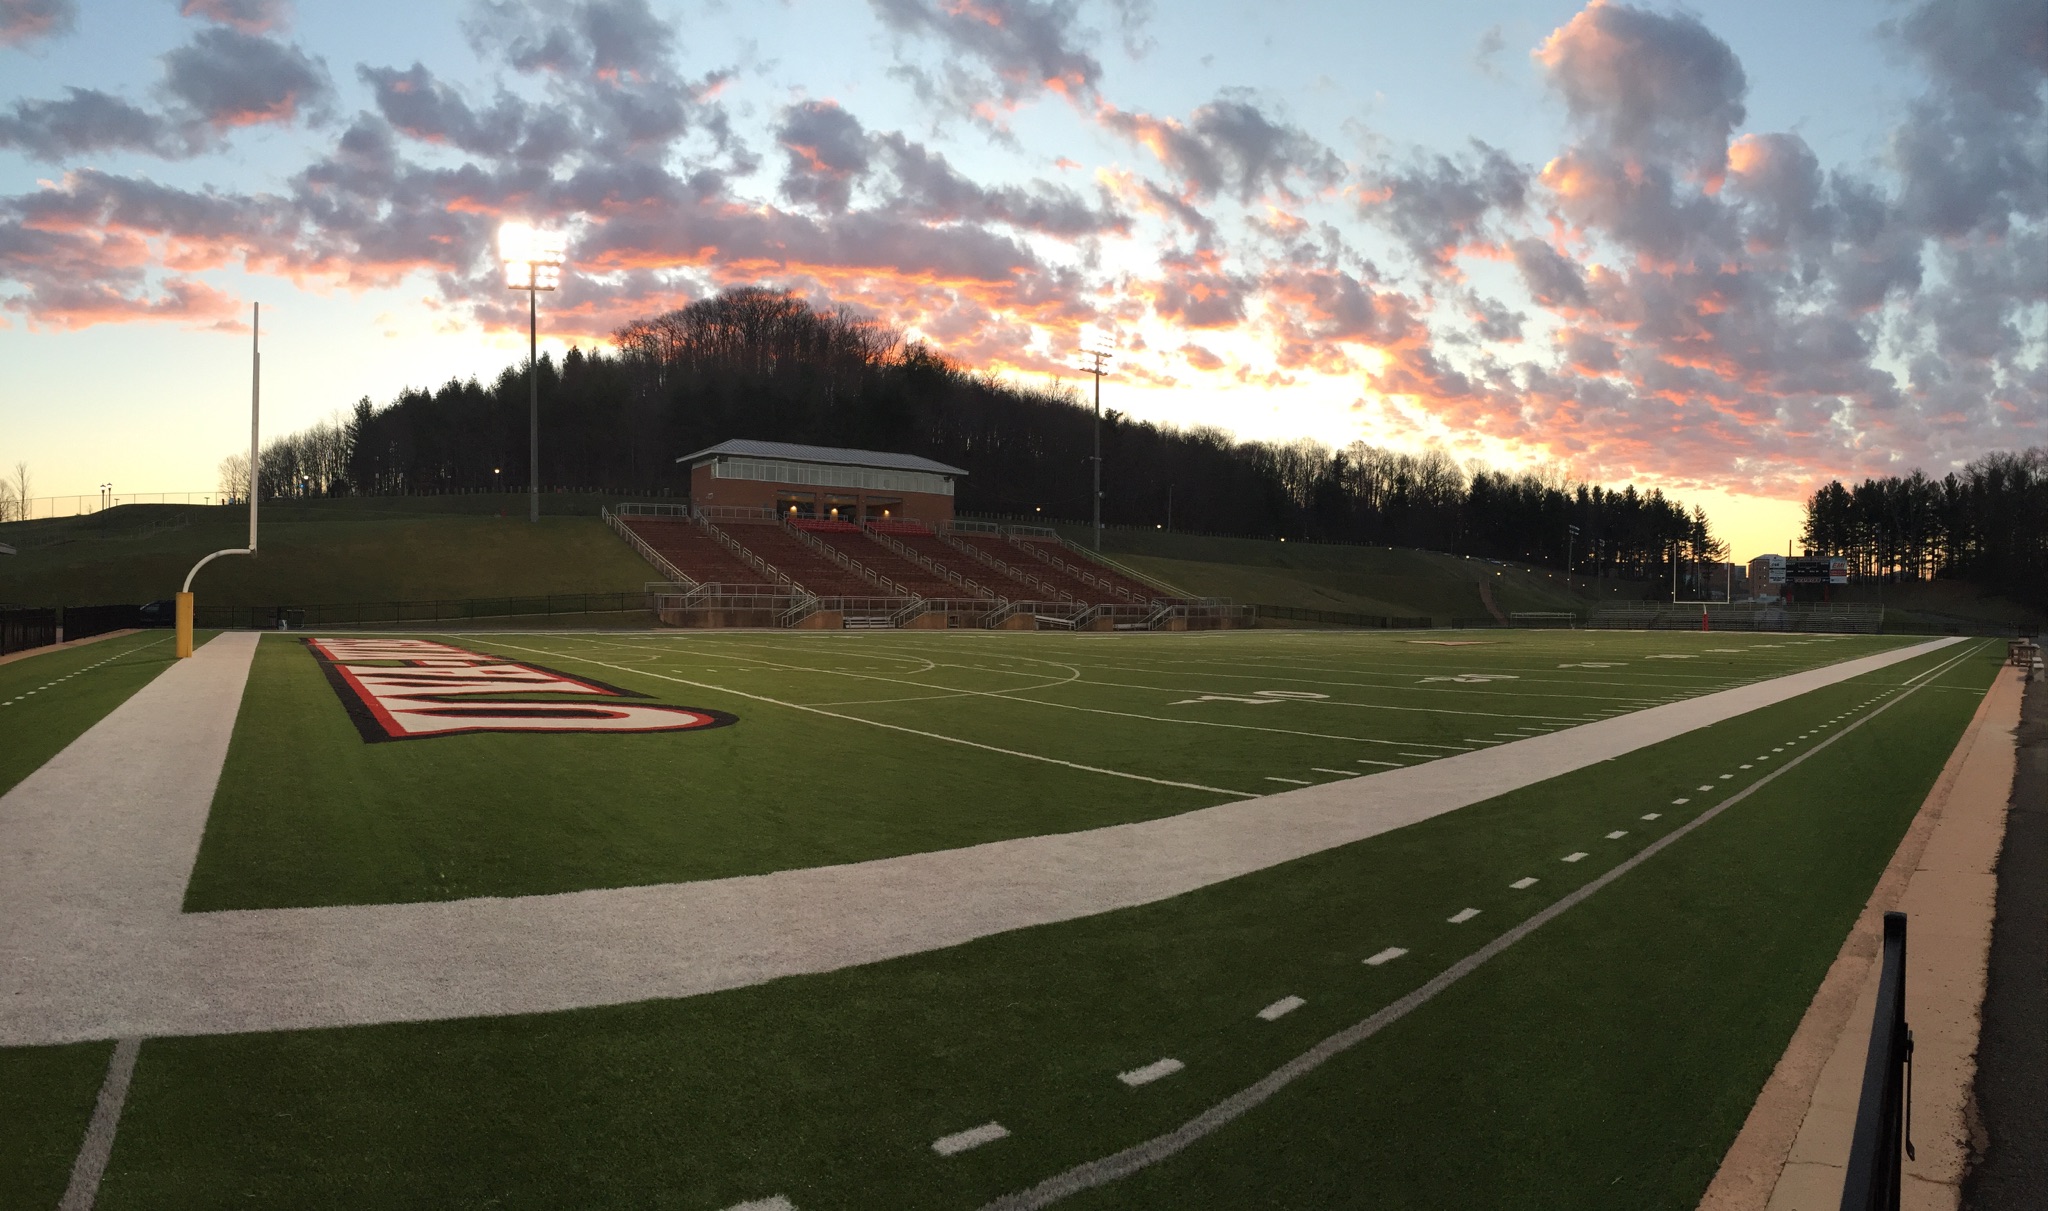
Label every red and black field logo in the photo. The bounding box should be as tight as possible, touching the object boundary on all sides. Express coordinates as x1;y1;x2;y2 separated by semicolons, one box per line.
305;637;737;743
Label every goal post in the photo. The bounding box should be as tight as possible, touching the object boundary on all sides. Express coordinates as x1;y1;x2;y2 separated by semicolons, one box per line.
178;302;260;659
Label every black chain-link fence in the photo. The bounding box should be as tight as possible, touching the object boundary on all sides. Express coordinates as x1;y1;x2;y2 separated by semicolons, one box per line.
192;592;651;630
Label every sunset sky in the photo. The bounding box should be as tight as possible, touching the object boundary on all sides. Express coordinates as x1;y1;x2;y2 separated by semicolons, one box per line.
1;0;2042;559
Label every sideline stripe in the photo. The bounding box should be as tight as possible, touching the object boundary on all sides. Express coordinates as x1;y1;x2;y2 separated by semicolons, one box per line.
977;640;1990;1210
487;641;1255;799
58;1037;140;1211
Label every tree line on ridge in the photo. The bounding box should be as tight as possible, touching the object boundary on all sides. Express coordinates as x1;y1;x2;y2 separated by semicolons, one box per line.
231;287;1725;583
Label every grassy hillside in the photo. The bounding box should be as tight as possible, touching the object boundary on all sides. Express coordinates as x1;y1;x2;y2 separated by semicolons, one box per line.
0;495;661;607
1827;578;2044;634
6;497;1677;624
1051;525;1636;622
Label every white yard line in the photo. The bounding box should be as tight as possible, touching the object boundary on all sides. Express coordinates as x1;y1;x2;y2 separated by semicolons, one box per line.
1117;1058;1184;1087
1257;996;1305;1021
933;1123;1009;1156
979;640;1989;1211
577;636;1490;752
0;637;1962;1046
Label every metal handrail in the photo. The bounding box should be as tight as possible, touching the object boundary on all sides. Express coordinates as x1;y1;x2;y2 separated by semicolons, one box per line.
782;519;911;596
694;514;801;591
612;501;693;518
1841;912;1914;1211
1056;535;1188;598
1005;532;1146;603
603;508;696;587
937;530;1072;602
863;526;995;597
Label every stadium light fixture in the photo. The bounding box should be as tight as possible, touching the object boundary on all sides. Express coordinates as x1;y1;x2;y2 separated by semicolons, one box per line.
1076;329;1115;551
500;221;567;524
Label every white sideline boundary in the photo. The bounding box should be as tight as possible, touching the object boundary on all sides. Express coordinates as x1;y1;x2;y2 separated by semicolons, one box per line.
0;636;1959;1046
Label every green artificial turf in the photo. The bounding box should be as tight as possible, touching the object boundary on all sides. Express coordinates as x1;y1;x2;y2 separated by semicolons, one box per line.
184;629;1913;910
89;639;1997;1209
0;632;181;797
0;1042;114;1209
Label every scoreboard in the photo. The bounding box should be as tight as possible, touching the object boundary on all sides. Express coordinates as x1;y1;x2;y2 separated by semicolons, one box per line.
1784;556;1849;585
1753;555;1849;586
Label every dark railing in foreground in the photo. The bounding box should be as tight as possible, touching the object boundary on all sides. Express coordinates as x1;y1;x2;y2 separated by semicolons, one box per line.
1840;911;1914;1211
193;593;650;630
1;604;142;654
1;606;57;655
61;603;144;642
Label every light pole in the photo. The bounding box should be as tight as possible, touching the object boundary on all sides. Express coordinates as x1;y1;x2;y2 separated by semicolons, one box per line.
1077;330;1114;550
1566;523;1579;589
99;483;110;511
499;222;566;524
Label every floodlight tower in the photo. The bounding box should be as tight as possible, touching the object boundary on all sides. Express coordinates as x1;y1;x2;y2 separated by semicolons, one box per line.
499;222;566;524
1077;330;1115;551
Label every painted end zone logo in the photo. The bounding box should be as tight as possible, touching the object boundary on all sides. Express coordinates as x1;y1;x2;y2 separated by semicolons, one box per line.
305;637;736;743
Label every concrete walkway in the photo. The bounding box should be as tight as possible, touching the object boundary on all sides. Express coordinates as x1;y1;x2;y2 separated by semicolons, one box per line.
1699;662;2022;1211
0;635;1959;1046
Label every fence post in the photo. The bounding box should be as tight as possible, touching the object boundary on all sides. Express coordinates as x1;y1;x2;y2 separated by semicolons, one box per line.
1840;911;1912;1211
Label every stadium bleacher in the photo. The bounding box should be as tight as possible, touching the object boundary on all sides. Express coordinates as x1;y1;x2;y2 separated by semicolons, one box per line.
1004;534;1161;603
939;530;1156;606
861;521;1006;598
791;520;976;599
618;516;771;586
937;530;1083;602
716;519;894;597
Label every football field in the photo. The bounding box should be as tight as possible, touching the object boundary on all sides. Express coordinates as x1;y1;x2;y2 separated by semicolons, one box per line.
0;626;2003;1209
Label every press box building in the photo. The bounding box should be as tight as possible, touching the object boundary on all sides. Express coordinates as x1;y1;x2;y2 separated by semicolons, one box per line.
680;439;966;524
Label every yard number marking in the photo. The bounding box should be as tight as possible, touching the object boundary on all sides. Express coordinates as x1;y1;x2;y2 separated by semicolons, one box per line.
305;638;735;743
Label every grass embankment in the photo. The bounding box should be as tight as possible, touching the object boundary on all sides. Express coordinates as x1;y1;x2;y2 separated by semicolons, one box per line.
1827;578;2045;635
85;641;1996;1209
0;495;658;607
1051;526;1634;621
185;630;1906;910
0;631;181;796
